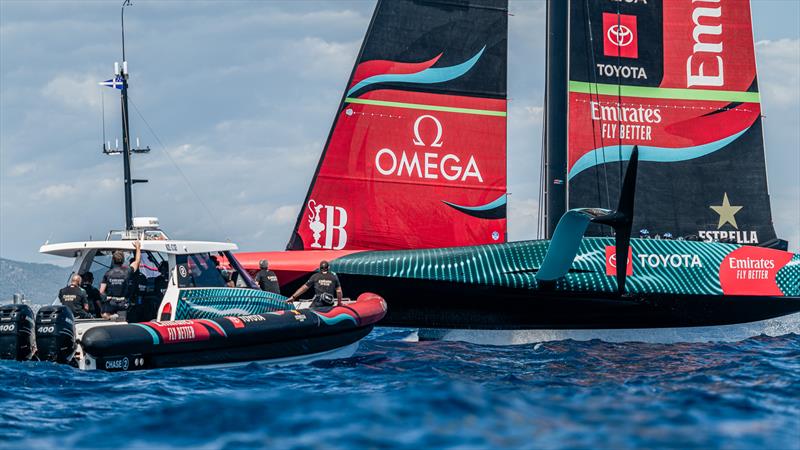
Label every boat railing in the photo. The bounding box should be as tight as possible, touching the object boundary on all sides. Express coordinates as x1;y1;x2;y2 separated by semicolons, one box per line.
105;229;169;241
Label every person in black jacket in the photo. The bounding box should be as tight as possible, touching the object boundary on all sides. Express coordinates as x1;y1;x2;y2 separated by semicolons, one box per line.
253;259;281;294
79;271;103;318
287;261;343;307
99;241;141;319
58;274;92;319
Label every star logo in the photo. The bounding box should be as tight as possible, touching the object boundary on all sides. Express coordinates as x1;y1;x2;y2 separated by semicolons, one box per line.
710;193;743;229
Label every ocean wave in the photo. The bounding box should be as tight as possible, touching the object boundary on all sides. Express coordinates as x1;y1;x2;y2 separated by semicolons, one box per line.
1;329;798;449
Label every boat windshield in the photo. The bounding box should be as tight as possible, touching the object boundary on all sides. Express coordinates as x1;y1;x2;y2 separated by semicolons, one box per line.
176;253;229;288
176;252;258;289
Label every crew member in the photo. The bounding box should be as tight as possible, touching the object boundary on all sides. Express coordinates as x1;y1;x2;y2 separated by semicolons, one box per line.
287;260;343;307
99;241;141;320
254;259;280;294
149;261;170;320
154;261;169;297
58;274;92;319
79;271;103;318
127;257;149;322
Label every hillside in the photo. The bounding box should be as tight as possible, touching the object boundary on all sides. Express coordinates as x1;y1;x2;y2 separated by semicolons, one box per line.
0;258;72;305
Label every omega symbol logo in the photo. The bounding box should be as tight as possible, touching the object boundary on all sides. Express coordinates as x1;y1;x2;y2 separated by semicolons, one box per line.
607;24;634;47
374;114;482;183
413;115;443;147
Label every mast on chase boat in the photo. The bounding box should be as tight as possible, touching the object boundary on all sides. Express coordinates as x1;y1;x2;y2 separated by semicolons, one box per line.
101;0;150;231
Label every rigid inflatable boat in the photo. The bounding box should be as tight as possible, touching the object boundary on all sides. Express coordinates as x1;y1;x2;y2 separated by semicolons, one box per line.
0;218;387;371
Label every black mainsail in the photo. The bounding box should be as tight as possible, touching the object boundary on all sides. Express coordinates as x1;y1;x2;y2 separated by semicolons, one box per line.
563;0;777;244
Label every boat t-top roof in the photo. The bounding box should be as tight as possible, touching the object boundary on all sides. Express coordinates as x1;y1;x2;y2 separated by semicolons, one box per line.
39;216;237;258
40;239;238;258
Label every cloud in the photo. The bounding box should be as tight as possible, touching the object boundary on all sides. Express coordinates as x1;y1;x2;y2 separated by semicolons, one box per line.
756;39;800;107
290;37;362;80
9;163;35;176
268;205;299;225
41;73;102;109
508;197;540;241
32;184;77;201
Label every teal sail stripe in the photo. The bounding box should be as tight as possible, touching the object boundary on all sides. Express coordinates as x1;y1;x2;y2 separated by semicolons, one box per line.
442;193;507;212
568;128;748;180
346;47;485;97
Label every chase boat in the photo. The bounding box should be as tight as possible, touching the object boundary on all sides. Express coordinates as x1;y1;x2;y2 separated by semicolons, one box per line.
0;218;387;371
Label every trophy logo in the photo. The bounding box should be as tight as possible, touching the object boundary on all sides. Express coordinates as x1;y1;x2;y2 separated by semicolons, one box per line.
307;199;348;250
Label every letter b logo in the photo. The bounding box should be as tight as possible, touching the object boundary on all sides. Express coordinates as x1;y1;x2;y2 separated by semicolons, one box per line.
324;205;348;250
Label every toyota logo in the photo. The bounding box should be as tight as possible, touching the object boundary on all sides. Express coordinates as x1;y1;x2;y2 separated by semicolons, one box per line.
608;253;618;268
607;24;634;48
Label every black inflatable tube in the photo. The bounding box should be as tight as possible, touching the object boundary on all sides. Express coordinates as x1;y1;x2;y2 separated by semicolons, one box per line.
128;326;372;370
82;307;364;358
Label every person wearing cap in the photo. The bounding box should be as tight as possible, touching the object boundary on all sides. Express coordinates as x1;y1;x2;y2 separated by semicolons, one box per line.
99;241;141;319
254;259;280;294
287;260;343;307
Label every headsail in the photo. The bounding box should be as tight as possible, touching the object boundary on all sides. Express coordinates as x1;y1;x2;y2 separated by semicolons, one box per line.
567;0;776;244
287;0;508;251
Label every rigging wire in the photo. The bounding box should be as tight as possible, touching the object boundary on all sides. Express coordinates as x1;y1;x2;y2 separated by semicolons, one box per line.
582;0;605;209
583;0;612;213
615;5;624;195
538;90;547;239
127;97;225;237
100;88;106;149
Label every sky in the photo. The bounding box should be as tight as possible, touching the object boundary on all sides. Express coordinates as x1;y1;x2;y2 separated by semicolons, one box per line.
1;0;798;264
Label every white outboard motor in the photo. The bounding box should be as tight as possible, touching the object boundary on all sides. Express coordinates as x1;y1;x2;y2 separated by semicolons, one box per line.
0;304;37;361
35;305;76;364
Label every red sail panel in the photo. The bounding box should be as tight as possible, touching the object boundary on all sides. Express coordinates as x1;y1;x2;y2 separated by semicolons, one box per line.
286;0;509;251
660;0;756;91
294;90;507;250
567;0;775;244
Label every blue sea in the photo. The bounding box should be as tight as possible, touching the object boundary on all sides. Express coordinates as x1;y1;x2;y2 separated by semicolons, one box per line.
1;329;798;449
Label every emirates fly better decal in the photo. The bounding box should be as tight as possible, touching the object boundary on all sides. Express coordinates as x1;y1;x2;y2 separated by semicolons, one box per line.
568;0;776;244
288;0;508;251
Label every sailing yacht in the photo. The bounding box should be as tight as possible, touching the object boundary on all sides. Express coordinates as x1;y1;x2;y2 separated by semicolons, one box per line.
237;0;799;341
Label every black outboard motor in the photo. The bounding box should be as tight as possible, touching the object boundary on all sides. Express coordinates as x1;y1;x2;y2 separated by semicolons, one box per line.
0;304;36;361
35;305;76;364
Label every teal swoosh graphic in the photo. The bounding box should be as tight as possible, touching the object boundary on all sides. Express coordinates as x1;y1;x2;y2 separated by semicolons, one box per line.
443;194;507;212
133;323;160;345
567;128;748;180
314;312;357;326
346;47;486;97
